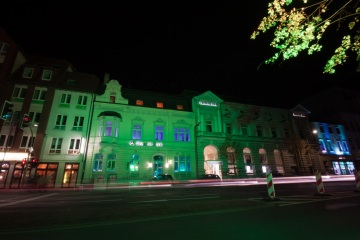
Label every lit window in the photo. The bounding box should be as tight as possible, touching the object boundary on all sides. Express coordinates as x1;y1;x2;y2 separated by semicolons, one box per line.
156;102;164;108
155;126;164;140
42;70;52;81
174;155;191;172
174;128;190;142
136;100;143;106
177;105;183;110
23;67;34;78
130;154;140;172
68;139;81;154
132;125;142;139
93;154;103;172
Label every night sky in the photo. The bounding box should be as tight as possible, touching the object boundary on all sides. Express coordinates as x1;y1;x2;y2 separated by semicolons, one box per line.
1;0;359;108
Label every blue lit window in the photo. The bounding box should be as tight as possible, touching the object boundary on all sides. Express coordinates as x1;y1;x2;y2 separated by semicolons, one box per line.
174;128;190;142
319;139;326;151
132;125;142;139
326;140;334;152
174;155;191;172
155;126;164;140
94;154;103;172
342;141;349;152
130;154;139;171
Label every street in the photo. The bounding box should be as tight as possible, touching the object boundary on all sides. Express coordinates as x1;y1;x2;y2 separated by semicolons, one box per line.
0;179;359;240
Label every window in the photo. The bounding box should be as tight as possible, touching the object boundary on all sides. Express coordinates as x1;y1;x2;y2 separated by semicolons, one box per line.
42;70;52;80
256;125;263;137
284;127;291;138
259;149;268;164
225;123;232;134
93;154;103;172
336;141;343;152
60;94;71;104
326;139;334;152
23;67;34;78
328;126;333;134
106;154;116;172
336;127;341;134
241;124;248;136
55;115;67;130
342;141;349;152
0;42;9;54
136;100;143;106
270;127;277;138
12;86;27;98
177;105;183;110
156;102;164;108
33;89;47;100
174;128;190;142
319;126;325;133
77;95;88;106
98;119;119;137
243;148;253;174
130;154;139;171
68;139;81;154
72;116;84;131
20;136;35;148
132;124;142;139
319;139;326;152
155;126;164;140
0;135;6;148
50;138;63;154
205;121;212;132
226;147;237;175
174;155;191;172
28;112;41;125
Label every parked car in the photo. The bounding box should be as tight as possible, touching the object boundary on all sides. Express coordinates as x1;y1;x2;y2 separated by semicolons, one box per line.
198;174;221;179
193;174;222;183
150;174;174;181
140;174;174;185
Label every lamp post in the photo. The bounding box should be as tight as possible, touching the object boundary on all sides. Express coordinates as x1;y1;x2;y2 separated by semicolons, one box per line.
194;122;201;179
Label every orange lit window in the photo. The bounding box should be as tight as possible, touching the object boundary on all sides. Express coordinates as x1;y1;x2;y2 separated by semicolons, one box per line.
177;105;183;110
136;100;143;106
156;102;164;108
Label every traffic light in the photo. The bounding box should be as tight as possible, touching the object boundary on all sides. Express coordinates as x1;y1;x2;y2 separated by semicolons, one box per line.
126;162;130;170
20;114;31;129
29;157;39;168
0;100;13;120
21;158;27;166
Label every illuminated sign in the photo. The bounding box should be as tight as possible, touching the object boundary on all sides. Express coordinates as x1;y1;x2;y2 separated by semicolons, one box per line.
129;141;163;147
199;101;217;107
292;113;306;118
